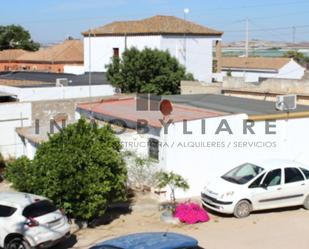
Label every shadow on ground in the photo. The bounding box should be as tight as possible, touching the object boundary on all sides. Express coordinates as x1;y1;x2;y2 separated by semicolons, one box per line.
88;191;134;228
52;234;77;249
204;205;304;218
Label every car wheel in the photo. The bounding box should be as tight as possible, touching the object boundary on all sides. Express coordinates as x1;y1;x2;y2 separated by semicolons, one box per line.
303;195;309;210
234;200;251;218
6;238;31;249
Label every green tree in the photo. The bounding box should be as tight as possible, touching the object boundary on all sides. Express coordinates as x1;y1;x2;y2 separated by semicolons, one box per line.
156;171;189;205
106;47;194;95
5;119;127;221
0;25;40;51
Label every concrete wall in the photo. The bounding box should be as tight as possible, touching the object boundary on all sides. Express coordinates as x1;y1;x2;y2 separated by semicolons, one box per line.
84;35;219;82
181;81;222;95
0;84;115;102
0;102;32;159
222;76;309;97
63;65;85;75
181;78;309;105
160;114;309;198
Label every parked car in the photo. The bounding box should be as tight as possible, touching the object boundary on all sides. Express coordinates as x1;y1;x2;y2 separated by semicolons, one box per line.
201;159;309;218
89;232;199;249
0;192;70;249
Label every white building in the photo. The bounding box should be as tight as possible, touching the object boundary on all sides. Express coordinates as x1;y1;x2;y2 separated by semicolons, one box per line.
83;15;223;83
75;94;309;198
222;57;305;82
0;72;115;159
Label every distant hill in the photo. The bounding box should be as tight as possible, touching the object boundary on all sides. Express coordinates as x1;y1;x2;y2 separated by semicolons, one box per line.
223;39;309;49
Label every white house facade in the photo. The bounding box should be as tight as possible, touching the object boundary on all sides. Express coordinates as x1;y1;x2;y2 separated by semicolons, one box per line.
75;95;309;198
222;57;305;82
83;15;223;83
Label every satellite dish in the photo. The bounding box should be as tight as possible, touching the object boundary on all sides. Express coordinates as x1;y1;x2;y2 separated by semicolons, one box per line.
160;99;173;116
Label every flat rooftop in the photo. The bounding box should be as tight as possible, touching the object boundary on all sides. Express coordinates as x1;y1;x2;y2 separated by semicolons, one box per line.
0;91;16;98
0;71;110;88
165;94;309;115
77;97;225;128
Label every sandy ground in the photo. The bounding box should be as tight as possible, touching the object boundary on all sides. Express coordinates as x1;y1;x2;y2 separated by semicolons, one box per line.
1;181;309;249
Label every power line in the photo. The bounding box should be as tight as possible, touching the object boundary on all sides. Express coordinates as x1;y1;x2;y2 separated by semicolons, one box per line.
224;24;309;33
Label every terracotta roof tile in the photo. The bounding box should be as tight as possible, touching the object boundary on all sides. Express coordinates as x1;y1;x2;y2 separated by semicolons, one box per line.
17;40;83;63
83;15;223;36
222;57;295;71
0;49;29;62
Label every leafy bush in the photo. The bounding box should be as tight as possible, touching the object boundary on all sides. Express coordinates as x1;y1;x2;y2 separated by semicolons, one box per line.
5;156;32;191
0;153;5;168
5;119;127;221
106;47;194;95
174;202;210;224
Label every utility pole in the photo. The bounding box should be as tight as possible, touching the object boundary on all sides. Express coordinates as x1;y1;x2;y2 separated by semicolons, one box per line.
245;18;249;57
183;8;190;67
88;29;92;117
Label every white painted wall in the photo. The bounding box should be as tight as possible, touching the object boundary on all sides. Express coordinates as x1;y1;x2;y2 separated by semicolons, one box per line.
25;140;37;160
159;115;309;198
84;35;219;83
161;35;215;82
222;60;305;81
63;65;85;75
84;36;161;72
0;84;115;102
0;102;32;159
278;60;305;79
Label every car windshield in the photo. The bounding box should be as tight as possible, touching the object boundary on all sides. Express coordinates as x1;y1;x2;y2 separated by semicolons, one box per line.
222;163;264;185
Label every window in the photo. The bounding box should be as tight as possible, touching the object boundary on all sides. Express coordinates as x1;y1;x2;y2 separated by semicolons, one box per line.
285;167;304;184
222;163;264;185
263;169;281;187
148;138;159;160
0;205;16;217
249;173;265;188
23;200;57;218
113;48;119;58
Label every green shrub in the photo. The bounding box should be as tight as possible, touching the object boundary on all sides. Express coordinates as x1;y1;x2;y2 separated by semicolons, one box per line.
5;156;32;191
5;119;127;221
0;153;5;168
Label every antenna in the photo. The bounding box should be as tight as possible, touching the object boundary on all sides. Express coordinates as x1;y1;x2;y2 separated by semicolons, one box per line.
292;26;296;44
245;18;249;57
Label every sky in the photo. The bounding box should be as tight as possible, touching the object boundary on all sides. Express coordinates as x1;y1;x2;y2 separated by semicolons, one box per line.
1;0;309;44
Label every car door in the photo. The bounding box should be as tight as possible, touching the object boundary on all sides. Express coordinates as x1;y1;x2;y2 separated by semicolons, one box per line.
251;168;284;210
279;167;307;206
